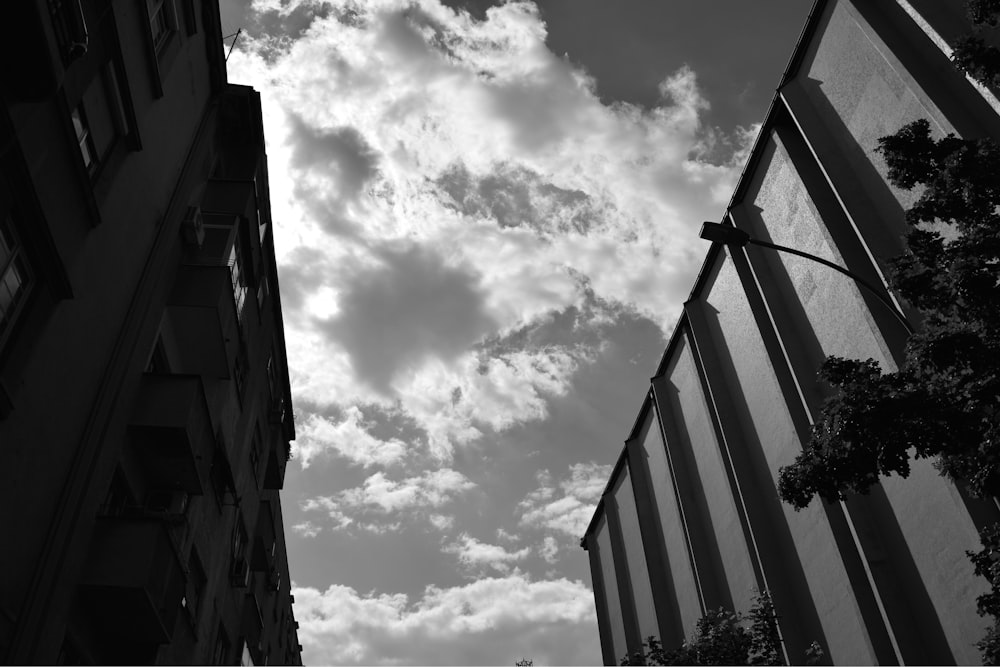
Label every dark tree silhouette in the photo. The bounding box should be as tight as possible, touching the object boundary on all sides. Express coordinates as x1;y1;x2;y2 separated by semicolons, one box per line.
619;592;820;666
777;2;1000;660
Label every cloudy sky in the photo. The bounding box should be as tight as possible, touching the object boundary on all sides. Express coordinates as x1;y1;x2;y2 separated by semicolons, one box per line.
220;0;810;663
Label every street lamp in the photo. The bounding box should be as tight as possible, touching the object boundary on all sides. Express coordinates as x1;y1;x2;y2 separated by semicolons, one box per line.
699;221;914;335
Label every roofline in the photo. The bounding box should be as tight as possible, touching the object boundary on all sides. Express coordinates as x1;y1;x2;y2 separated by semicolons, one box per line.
580;0;831;547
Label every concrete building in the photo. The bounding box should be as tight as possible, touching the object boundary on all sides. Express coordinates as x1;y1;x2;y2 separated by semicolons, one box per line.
0;0;302;663
582;0;1000;664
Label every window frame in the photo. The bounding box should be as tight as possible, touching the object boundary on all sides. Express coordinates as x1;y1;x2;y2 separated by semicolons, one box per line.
70;105;97;175
148;0;177;54
0;214;33;353
249;423;262;488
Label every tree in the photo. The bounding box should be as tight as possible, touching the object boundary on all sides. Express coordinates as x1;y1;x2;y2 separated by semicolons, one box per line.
619;591;822;666
953;0;1000;89
776;2;1000;660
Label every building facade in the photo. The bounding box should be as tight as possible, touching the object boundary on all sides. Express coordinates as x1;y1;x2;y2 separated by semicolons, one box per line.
582;0;1000;664
0;0;302;663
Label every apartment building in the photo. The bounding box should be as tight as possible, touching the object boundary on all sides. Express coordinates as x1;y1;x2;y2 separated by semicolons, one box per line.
0;0;302;663
582;0;1000;664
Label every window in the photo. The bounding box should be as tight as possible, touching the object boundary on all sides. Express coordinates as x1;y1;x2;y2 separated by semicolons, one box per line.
249;424;262;487
148;0;176;52
182;549;206;622
229;235;247;321
48;0;89;63
72;64;128;177
212;623;230;665
266;355;277;400
0;215;31;345
71;106;96;173
232;512;248;562
256;276;267;313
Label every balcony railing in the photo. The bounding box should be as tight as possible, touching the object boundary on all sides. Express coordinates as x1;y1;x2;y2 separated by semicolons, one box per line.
128;374;213;494
166;262;240;378
78;518;185;644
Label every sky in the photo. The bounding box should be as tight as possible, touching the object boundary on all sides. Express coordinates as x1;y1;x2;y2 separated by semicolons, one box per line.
219;0;811;663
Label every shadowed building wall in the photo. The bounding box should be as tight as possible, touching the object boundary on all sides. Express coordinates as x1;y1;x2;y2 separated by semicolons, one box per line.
0;0;303;663
582;0;1000;664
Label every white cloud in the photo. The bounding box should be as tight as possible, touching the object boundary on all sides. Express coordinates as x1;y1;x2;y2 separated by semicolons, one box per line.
540;536;559;564
294;406;408;468
292;521;323;538
428;514;455;531
519;462;611;538
293;573;600;665
227;0;752;463
443;533;531;574
496;527;519;542
303;468;476;532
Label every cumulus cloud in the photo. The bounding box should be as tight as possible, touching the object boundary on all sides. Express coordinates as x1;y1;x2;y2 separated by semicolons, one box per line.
540;535;559;564
293;574;600;665
228;0;752;463
518;462;611;538
443;533;531;574
292;520;322;538
302;468;476;532
294;405;408;468
428;513;455;531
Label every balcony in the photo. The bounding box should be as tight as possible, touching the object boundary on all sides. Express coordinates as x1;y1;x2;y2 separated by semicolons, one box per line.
263;443;287;490
202;179;260;228
128;374;213;495
165;262;240;378
242;592;265;663
78;518;185;644
251;501;276;572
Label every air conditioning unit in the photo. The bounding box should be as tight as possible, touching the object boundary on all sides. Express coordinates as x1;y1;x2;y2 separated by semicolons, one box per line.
230;557;250;588
182;205;205;247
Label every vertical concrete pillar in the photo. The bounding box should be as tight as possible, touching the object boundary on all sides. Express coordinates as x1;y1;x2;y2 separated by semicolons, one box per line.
625;404;686;648
584;531;618;666
605;492;643;660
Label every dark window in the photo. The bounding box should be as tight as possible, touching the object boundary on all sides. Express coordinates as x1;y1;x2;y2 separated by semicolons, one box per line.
229;235;247;321
148;0;176;52
233;513;248;562
71;106;96;173
73;64;128;177
266;355;277;400
250;424;262;487
0;215;31;346
48;0;89;63
212;622;230;665
182;548;206;622
256;277;267;313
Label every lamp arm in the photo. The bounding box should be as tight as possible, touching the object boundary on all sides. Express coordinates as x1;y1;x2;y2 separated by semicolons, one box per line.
746;238;915;336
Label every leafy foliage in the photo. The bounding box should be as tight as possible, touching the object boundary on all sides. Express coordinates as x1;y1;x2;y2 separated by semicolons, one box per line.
953;0;1000;88
969;525;1000;663
777;117;1000;507
776;3;1000;662
618;591;818;666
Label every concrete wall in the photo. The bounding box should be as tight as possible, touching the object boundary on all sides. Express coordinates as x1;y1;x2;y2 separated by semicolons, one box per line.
583;0;1000;663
